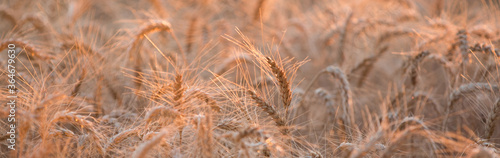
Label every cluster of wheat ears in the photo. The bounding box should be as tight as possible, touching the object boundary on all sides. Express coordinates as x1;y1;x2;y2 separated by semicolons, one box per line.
1;0;500;157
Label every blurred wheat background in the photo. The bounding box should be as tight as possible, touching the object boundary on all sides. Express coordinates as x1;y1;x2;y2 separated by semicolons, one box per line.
1;0;500;157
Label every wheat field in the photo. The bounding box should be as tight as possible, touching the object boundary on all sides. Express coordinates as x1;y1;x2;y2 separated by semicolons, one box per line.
1;0;500;157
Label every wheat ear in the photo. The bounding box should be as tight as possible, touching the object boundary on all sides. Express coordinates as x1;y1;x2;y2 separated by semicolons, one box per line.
253;0;267;23
442;83;500;131
172;73;185;107
314;88;335;120
216;118;242;131
0;39;54;60
246;90;287;133
132;129;168;158
145;106;182;124
185;88;221;112
128;20;183;89
334;142;357;157
325;66;355;129
107;128;138;149
0;6;16;26
265;57;292;110
350;130;384;158
484;98;500;141
403;51;430;87
337;12;353;66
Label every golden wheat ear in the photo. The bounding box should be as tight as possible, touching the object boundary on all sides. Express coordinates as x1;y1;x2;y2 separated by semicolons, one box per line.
265;57;292;110
442;83;500;131
132;129;168;158
0;39;54;60
0;6;16;26
127;20;184;90
246;89;287;134
484;98;500;141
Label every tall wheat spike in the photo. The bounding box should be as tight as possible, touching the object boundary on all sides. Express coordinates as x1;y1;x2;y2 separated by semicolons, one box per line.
265;57;292;111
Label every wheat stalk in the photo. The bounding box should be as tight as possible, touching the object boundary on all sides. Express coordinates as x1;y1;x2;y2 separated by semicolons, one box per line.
185;17;198;54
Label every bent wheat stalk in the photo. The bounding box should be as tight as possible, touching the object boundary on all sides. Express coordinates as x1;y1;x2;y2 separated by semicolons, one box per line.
127;20;185;90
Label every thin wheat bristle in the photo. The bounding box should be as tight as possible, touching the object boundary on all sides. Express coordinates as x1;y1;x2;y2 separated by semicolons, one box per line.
172;73;185;107
185;17;198;54
215;54;254;75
